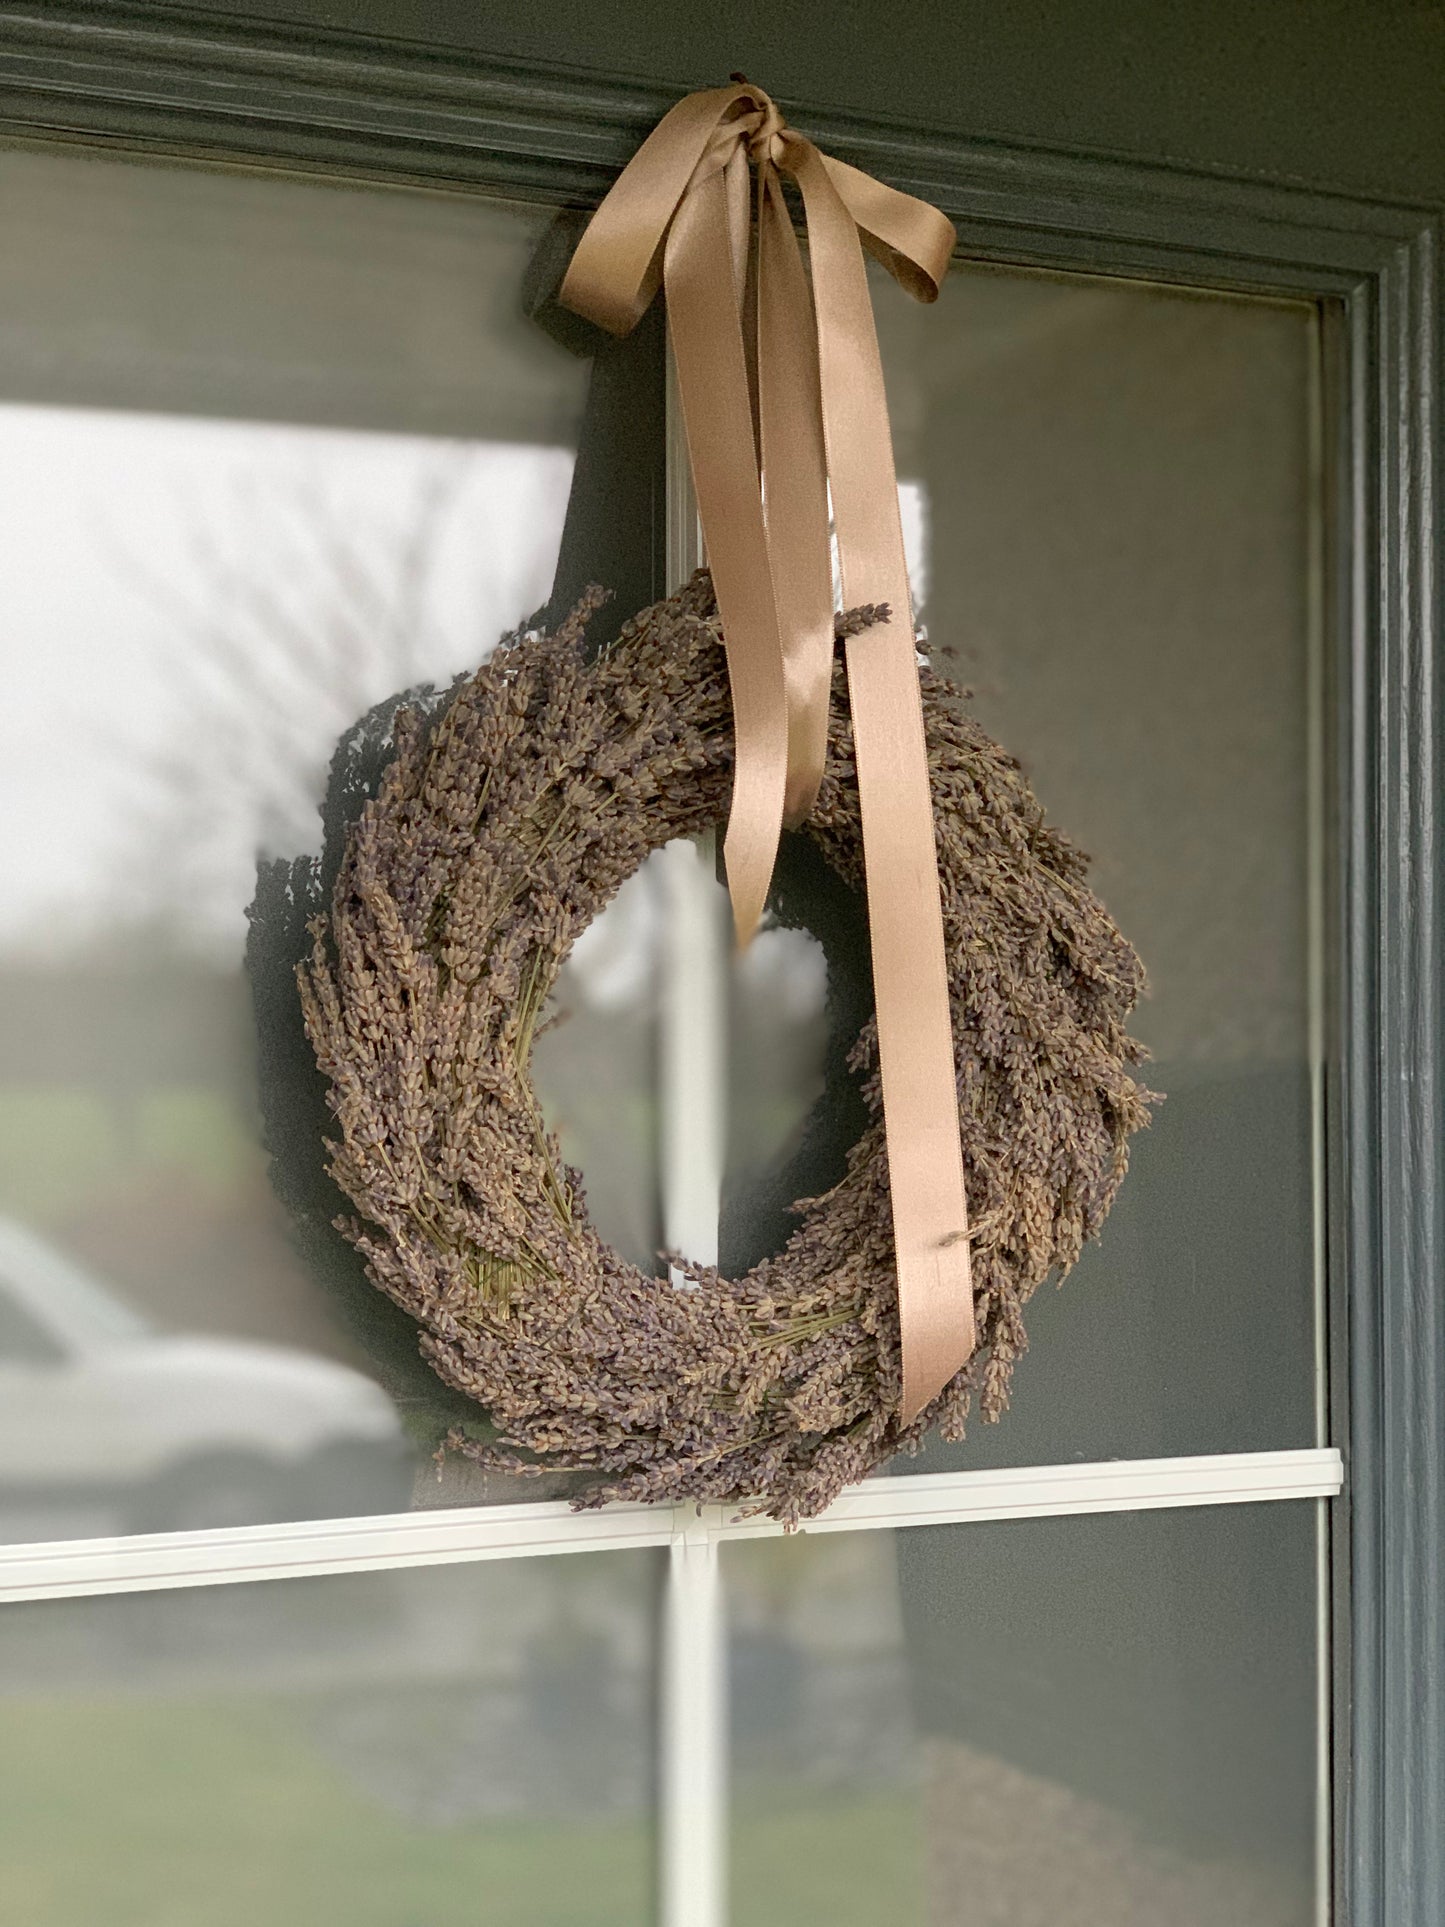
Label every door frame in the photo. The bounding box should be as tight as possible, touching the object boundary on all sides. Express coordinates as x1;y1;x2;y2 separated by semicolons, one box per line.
1;9;1440;1922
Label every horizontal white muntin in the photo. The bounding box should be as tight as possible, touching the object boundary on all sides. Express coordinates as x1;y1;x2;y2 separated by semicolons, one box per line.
0;1490;671;1604
721;1446;1343;1538
0;1447;1341;1603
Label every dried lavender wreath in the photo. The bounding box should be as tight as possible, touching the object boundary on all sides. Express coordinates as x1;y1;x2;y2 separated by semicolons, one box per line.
299;572;1151;1524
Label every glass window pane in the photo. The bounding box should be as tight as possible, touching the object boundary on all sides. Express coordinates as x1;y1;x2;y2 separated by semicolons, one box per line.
726;1502;1321;1926
0;143;662;1539
895;270;1320;1466
0;1551;660;1927
725;263;1322;1467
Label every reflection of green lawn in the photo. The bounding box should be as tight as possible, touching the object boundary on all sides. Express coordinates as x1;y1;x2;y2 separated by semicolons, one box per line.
0;1090;122;1220
0;1696;650;1927
0;1699;923;1927
731;1787;925;1926
0;1085;254;1222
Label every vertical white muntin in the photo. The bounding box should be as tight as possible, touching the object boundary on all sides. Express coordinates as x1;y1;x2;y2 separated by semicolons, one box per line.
660;1506;727;1927
660;345;726;1278
658;347;729;1927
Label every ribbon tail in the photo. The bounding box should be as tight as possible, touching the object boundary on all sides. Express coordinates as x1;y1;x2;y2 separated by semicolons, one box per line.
786;136;976;1421
756;163;835;829
849;603;977;1426
664;172;790;948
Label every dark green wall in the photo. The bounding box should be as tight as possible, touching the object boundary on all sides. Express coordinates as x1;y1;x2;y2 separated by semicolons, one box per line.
163;0;1445;204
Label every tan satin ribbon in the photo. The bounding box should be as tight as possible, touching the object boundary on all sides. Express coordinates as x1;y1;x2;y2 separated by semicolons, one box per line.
560;81;974;1422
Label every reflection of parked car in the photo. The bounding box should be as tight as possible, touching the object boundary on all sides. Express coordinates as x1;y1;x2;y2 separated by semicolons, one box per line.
0;1218;413;1541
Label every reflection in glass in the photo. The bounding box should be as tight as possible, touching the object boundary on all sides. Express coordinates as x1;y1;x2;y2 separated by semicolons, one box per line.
531;853;670;1279
0;146;627;1538
729;264;1322;1466
885;270;1322;1467
727;1504;1319;1926
722;835;865;1278
0;1552;660;1927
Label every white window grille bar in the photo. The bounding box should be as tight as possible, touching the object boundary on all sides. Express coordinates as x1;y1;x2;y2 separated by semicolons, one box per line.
0;1448;1342;1603
661;1505;727;1927
0;1493;673;1601
660;830;727;1279
659;345;729;1927
716;1445;1345;1539
658;350;724;1278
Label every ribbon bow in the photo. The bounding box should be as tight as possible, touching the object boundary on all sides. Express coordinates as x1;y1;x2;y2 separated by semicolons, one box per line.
560;80;974;1422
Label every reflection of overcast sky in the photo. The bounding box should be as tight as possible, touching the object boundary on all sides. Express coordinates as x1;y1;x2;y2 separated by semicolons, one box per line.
0;398;926;1003
0;404;573;959
567;856;830;1016
898;481;928;614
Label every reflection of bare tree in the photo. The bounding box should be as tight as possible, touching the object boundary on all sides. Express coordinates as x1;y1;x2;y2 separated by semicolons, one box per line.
101;451;480;951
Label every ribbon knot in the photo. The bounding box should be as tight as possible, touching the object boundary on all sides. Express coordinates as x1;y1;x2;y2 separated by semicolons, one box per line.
741;95;787;164
560;80;975;1424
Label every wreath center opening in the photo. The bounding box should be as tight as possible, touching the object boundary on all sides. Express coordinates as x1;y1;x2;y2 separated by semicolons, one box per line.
530;830;874;1283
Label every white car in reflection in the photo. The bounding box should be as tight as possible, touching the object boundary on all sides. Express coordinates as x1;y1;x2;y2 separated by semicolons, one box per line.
0;1218;413;1540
